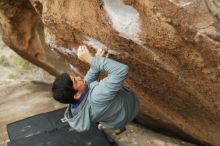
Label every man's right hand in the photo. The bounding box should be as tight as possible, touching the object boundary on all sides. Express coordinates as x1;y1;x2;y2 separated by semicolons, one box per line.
77;45;93;64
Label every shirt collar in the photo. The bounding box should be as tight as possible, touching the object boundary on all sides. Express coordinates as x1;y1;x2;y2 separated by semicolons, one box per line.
71;86;89;109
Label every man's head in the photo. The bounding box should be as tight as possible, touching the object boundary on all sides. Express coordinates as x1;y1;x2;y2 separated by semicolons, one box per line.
51;73;86;104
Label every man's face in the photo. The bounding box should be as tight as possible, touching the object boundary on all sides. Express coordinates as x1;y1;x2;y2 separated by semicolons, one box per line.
70;75;86;91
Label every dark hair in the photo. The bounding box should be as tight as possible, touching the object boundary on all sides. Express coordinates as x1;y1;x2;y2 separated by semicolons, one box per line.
52;73;77;104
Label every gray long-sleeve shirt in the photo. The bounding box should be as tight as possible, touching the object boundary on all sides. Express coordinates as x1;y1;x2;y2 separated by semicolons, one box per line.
85;57;139;129
64;57;139;131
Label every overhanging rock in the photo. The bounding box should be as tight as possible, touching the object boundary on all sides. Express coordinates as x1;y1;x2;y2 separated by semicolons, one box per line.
0;0;220;145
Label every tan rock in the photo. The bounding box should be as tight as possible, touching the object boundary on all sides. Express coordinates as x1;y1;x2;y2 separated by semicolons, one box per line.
0;0;219;145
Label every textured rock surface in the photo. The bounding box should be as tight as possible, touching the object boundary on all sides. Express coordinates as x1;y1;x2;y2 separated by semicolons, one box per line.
0;0;220;145
0;39;195;146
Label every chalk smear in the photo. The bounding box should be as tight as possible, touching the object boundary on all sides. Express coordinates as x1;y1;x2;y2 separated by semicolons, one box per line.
45;31;77;57
169;0;194;7
103;0;141;43
44;30;81;74
83;36;120;55
21;125;31;132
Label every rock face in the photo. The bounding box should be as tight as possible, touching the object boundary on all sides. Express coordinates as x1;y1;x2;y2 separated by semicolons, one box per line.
0;0;220;145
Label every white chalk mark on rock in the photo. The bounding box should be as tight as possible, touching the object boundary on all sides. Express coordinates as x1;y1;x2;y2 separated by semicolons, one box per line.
45;31;77;57
103;0;141;43
83;36;120;55
195;28;220;49
83;37;107;50
169;0;194;7
45;31;83;75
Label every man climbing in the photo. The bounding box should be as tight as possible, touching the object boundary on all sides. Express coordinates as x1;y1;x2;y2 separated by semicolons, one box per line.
52;45;139;134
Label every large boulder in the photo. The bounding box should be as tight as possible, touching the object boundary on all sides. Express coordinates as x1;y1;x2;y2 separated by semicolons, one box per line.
0;0;219;145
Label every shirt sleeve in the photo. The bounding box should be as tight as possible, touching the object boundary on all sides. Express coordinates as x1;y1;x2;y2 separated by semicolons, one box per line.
90;56;128;104
84;67;100;85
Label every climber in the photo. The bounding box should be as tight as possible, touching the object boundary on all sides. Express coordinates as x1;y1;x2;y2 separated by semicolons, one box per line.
51;45;139;134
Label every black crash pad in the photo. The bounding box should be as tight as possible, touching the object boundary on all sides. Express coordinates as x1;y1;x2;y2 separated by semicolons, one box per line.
7;108;67;141
7;108;116;146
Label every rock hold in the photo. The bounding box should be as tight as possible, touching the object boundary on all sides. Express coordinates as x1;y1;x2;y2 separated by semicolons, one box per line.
0;0;220;145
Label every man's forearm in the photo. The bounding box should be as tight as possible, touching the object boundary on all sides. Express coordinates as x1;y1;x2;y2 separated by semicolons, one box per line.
88;56;129;102
84;67;100;85
91;56;128;81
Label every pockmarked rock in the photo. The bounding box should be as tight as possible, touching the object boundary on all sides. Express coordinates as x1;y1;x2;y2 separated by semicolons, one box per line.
0;0;219;145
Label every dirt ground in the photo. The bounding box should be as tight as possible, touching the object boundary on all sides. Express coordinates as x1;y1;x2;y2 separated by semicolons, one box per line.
0;40;195;146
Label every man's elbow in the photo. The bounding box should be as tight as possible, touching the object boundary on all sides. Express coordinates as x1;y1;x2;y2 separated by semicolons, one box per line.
122;64;129;77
